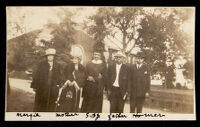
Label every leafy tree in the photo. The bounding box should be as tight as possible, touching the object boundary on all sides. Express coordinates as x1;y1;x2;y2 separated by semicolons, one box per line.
139;8;194;80
38;17;76;68
138;13;168;75
85;7;143;54
85;7;194;83
7;9;76;72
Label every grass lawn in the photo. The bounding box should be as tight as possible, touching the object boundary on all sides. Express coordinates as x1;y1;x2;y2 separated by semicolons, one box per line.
6;87;34;112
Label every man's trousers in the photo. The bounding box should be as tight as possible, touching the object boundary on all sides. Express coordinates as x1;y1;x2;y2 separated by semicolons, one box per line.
109;87;125;113
130;97;145;113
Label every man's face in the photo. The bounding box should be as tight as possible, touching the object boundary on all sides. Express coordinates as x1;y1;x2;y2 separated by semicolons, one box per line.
136;57;144;64
47;55;54;62
93;52;101;61
115;56;123;64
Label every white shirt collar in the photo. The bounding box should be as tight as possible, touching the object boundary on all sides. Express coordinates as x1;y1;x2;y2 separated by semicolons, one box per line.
137;63;142;68
116;63;122;67
92;59;103;64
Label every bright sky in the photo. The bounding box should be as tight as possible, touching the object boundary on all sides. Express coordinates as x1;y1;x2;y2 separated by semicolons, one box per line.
6;7;194;39
6;7;98;39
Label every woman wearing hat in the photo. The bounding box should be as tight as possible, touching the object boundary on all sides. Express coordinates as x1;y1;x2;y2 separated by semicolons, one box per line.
55;53;86;112
81;51;107;113
31;48;62;112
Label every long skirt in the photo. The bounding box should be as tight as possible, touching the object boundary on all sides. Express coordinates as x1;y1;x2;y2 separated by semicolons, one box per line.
55;86;80;112
81;93;103;113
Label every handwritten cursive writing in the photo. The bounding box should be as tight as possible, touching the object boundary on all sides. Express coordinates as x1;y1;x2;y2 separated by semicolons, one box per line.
132;113;144;118
108;113;127;121
16;112;41;120
143;113;165;117
56;112;79;117
85;113;100;121
132;113;165;118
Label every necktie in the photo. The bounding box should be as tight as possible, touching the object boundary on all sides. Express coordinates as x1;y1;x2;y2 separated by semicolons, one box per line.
137;64;140;69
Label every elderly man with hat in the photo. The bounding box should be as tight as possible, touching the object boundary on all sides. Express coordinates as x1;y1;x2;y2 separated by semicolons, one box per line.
129;52;150;113
107;51;129;113
31;48;62;112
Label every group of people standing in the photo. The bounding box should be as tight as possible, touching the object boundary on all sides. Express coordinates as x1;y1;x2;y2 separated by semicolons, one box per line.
31;48;150;113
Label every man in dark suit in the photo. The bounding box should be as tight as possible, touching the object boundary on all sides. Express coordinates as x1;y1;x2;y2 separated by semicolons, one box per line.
107;52;129;113
129;52;150;113
31;48;62;112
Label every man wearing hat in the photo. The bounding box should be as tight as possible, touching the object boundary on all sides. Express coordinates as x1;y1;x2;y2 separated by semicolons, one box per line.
31;48;62;112
129;52;150;113
107;52;129;113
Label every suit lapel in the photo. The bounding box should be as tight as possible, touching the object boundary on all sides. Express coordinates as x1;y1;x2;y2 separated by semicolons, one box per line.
134;64;137;70
134;64;139;76
119;64;123;77
113;64;116;78
139;64;145;73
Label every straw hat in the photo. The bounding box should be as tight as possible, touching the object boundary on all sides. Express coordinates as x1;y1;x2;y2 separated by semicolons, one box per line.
45;48;56;56
114;52;126;58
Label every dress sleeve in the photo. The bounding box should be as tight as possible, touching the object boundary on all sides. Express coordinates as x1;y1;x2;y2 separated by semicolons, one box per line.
30;63;41;89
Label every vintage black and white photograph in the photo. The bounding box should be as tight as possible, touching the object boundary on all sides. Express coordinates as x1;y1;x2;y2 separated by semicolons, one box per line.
5;6;195;120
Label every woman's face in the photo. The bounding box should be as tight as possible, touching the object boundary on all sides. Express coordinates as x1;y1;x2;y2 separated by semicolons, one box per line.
47;55;54;62
93;52;101;61
72;57;80;64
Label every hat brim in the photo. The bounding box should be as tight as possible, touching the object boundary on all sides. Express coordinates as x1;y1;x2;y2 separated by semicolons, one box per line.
114;55;125;58
135;55;145;58
43;54;57;57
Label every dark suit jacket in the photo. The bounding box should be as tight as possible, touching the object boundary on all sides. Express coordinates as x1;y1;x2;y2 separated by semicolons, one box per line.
129;63;150;98
107;63;129;97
